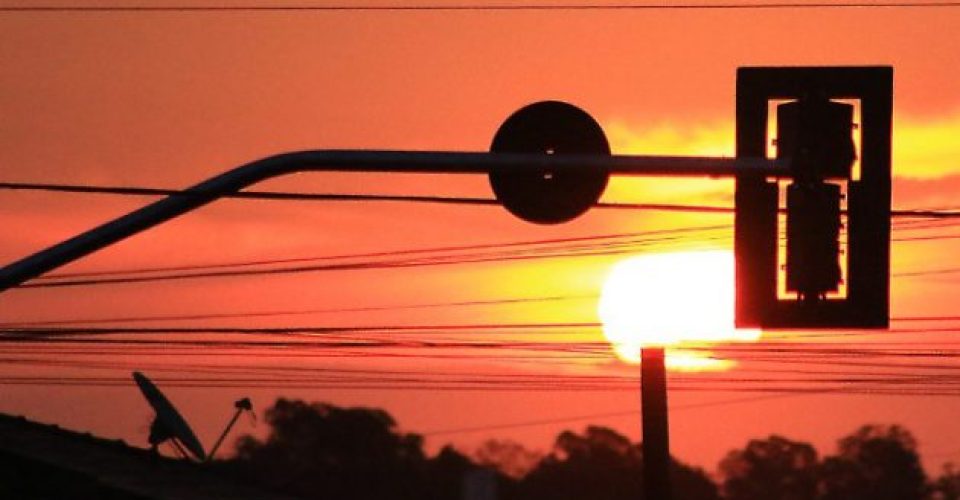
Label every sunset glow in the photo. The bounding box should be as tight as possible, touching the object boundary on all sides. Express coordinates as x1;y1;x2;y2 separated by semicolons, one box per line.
7;1;960;485
598;251;760;368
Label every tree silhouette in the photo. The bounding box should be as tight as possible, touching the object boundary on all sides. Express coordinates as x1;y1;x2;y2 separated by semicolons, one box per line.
515;425;718;500
818;424;927;500
427;445;512;500
719;434;819;500
930;462;960;500
227;398;941;500
230;398;429;500
519;426;642;500
473;438;544;479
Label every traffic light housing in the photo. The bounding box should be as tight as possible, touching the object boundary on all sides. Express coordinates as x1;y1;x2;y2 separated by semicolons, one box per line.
776;97;857;179
735;67;892;329
785;181;842;301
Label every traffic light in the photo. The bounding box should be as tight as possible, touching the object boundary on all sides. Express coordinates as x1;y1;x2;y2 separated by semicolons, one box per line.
776;96;856;179
735;66;892;329
777;96;853;303
785;181;842;302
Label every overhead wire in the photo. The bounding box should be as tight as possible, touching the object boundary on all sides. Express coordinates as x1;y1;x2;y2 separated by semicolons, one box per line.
3;180;960;219
3;2;960;12
5;323;960;417
4;218;955;291
5;183;960;407
1;180;957;293
420;393;821;437
0;293;599;327
5;316;960;337
6;351;960;380
3;352;960;389
6;374;960;397
30;224;727;280
13;226;730;289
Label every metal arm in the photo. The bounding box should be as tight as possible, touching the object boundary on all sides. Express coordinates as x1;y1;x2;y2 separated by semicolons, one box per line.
0;149;783;292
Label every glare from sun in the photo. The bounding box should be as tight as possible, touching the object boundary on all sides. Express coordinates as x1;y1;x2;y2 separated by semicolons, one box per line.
598;250;760;368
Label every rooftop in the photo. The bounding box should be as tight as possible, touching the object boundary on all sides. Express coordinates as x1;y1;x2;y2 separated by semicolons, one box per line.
0;412;300;500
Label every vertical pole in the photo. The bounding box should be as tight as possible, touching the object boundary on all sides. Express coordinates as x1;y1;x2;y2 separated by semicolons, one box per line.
642;346;671;500
207;407;243;462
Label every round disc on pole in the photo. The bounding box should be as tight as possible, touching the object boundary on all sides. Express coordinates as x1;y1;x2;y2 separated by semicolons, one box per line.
489;101;610;224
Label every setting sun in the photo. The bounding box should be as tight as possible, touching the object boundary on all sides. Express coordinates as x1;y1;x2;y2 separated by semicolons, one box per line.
598;250;760;367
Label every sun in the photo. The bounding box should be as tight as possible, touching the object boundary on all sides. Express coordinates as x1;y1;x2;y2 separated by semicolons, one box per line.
597;250;760;367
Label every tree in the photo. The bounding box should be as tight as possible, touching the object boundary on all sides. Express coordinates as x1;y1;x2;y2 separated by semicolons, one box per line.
519;426;642;500
930;462;960;500
719;434;819;500
473;438;544;479
670;459;722;500
818;424;927;500
426;445;508;500
515;425;718;500
230;398;429;500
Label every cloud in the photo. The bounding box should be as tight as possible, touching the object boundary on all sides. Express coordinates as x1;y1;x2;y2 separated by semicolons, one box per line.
894;174;960;209
604;120;734;158
603;113;960;209
894;113;960;179
601;120;737;208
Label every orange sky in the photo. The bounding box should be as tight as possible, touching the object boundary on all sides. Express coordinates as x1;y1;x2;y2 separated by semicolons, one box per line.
3;1;960;477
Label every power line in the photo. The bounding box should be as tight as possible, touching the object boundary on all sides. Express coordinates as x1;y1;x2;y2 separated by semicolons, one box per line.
0;293;598;327
0;211;953;291
423;394;797;436
12;244;951;289
0;321;603;337
4;318;960;338
5;374;960;397
426;382;960;438
895;315;960;322
0;351;944;435
2;280;958;328
9;338;960;396
3;359;960;393
33;224;724;280
7;249;635;288
0;181;739;215
892;267;960;278
3;181;958;219
3;2;960;13
0;208;951;293
14;226;727;289
0;182;499;206
11;327;960;356
6;352;960;379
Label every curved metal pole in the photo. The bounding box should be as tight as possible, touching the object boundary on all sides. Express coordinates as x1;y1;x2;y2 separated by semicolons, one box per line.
0;149;784;292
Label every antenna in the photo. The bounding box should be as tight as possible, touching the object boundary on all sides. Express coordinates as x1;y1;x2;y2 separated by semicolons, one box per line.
207;397;254;462
132;371;207;461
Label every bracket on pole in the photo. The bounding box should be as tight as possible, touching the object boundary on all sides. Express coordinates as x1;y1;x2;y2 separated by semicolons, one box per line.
0;151;782;292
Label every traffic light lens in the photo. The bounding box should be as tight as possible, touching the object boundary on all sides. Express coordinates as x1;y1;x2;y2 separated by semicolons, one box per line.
777;98;856;179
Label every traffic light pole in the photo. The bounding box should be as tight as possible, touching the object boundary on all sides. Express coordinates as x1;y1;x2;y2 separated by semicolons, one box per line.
0;150;783;292
0;66;892;500
0;150;745;500
642;346;671;500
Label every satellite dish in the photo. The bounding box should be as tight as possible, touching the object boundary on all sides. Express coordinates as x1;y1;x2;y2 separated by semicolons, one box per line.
133;371;207;461
489;100;611;224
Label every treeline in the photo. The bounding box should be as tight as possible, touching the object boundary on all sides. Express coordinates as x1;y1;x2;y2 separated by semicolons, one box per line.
219;398;960;500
